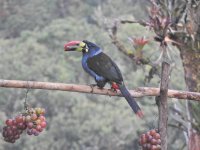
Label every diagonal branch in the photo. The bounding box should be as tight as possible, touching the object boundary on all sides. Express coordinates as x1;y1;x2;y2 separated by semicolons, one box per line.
0;79;200;101
120;19;149;27
107;20;151;65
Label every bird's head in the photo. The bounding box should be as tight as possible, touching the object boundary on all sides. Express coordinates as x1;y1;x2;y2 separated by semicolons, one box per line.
64;40;100;53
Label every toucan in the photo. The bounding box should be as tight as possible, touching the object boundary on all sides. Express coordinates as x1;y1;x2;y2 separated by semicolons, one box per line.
64;40;143;117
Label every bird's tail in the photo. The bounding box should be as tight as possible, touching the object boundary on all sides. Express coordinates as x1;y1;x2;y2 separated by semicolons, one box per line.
118;84;144;118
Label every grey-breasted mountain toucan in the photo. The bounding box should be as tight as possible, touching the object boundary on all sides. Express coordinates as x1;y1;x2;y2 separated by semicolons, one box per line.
64;40;143;118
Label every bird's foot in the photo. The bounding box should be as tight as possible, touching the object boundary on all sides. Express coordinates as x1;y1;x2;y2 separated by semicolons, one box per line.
110;87;118;93
110;82;119;93
89;84;97;93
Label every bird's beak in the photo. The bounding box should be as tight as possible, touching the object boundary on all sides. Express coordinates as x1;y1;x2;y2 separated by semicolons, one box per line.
64;41;81;51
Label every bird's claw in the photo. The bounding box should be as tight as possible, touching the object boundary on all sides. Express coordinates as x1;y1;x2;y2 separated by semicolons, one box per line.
110;82;119;93
89;84;97;93
110;87;118;93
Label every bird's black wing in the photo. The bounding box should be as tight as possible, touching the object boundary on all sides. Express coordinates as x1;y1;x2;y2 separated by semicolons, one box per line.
87;52;123;83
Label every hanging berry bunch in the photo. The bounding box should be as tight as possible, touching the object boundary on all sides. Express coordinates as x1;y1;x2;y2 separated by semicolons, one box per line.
25;107;46;136
2;107;47;143
2;87;47;143
139;129;161;150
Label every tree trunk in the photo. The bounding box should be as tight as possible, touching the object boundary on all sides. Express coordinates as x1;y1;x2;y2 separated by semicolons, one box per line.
179;50;200;92
189;130;200;150
179;47;200;150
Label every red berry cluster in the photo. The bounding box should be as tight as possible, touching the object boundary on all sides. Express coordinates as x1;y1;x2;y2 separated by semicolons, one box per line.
2;107;46;143
139;129;161;150
2;115;25;143
26;107;46;136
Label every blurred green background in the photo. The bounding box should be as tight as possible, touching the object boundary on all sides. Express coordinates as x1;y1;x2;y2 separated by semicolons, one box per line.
0;0;187;149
